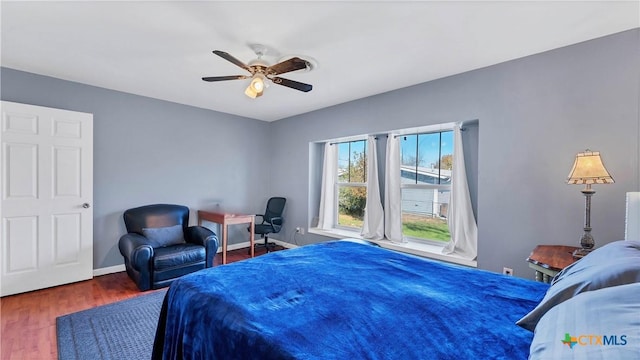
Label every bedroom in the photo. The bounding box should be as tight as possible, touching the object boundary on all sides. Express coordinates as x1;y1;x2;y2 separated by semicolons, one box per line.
1;1;639;359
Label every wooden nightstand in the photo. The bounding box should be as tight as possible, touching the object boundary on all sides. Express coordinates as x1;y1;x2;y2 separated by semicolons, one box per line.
526;245;580;283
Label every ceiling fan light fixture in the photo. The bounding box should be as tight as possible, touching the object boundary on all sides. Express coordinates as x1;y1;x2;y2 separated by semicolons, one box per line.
245;73;265;99
251;73;265;92
244;84;263;98
244;85;257;99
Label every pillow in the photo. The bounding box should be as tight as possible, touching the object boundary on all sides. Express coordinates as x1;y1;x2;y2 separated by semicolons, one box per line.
529;282;640;359
552;240;640;285
142;224;185;247
517;240;640;331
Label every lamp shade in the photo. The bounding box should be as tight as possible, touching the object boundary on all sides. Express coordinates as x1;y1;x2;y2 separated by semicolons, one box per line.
566;150;614;185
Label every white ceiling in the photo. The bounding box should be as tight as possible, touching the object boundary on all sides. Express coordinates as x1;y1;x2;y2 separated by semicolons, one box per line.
1;1;638;122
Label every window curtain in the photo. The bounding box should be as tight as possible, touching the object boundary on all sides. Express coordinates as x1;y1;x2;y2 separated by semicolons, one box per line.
384;135;405;243
361;136;384;239
317;142;337;229
442;125;478;259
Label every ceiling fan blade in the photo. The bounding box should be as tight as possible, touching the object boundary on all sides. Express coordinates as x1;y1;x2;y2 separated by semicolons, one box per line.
267;57;308;75
271;77;313;92
202;75;249;82
212;50;252;72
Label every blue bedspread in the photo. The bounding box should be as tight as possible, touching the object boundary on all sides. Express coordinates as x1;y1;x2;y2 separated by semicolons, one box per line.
152;240;548;359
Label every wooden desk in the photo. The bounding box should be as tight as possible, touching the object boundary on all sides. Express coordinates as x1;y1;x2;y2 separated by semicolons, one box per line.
198;211;255;265
526;245;580;283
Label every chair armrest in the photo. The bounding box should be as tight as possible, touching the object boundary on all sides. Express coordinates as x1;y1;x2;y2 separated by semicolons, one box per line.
118;233;154;271
255;214;265;224
185;226;219;267
270;216;283;232
184;226;217;246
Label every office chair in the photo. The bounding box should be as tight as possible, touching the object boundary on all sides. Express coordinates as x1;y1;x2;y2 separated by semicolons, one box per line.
250;197;286;253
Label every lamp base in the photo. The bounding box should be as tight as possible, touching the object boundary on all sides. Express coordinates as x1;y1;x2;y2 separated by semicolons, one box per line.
572;248;592;259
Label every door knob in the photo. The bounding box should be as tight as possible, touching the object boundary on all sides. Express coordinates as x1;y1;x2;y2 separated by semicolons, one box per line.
82;203;90;209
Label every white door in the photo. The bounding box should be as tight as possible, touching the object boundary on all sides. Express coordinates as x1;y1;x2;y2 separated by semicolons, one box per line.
0;101;93;296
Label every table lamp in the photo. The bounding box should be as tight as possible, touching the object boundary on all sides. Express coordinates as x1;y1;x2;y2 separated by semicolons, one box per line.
566;150;614;258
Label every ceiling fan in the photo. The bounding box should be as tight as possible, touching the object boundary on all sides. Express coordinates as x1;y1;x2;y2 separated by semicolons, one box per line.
202;48;313;99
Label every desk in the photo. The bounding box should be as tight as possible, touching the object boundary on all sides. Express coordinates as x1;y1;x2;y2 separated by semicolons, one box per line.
526;245;580;283
198;211;255;265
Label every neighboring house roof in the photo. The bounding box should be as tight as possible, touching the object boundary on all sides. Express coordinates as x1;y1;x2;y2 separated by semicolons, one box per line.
401;165;451;183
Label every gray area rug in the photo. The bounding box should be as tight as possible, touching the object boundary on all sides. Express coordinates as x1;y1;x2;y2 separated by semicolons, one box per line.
56;290;166;360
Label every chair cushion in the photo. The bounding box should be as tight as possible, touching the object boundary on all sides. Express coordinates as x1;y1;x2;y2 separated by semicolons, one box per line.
255;224;275;235
153;243;205;270
142;224;185;247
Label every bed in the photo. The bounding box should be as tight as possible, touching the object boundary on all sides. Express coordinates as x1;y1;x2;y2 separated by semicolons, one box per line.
152;239;640;359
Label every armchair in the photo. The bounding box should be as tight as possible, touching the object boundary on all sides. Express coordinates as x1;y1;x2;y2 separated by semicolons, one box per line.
118;204;218;291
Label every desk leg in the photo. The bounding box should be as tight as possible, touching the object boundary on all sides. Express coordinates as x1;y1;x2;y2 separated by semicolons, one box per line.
222;222;228;265
249;218;255;259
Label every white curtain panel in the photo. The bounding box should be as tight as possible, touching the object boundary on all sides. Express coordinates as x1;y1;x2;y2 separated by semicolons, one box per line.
384;135;405;243
442;125;478;260
318;142;337;230
361;136;384;239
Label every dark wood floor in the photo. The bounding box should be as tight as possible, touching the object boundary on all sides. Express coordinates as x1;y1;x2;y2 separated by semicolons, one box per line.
0;246;283;360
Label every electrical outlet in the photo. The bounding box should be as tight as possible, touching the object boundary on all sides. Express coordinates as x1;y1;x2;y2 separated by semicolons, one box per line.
295;227;305;234
503;267;513;276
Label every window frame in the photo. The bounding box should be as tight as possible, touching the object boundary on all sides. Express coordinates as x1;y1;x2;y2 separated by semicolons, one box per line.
334;139;368;231
400;130;453;245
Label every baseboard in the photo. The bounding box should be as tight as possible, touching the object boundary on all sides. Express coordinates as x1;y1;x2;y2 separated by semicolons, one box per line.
272;238;298;249
93;240;298;276
221;238;298;251
93;264;126;276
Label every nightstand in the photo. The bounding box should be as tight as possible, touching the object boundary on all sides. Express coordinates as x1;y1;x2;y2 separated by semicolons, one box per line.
526;245;580;283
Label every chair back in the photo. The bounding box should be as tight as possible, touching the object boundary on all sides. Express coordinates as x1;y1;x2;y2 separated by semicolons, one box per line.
123;204;189;235
264;197;286;225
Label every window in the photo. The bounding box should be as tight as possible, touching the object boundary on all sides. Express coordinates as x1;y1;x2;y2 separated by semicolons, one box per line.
400;131;453;243
336;140;367;229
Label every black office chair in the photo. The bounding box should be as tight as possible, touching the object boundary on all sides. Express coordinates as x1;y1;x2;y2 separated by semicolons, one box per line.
250;197;286;253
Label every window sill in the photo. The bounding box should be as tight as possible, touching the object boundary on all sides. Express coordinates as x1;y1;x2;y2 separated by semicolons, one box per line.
308;228;477;268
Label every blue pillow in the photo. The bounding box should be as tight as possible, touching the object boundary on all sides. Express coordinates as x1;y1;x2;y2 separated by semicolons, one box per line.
529;282;640;359
517;240;640;331
552;240;640;285
142;224;185;247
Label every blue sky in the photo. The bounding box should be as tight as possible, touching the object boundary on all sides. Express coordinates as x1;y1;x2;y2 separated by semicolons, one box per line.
336;131;454;172
401;131;453;168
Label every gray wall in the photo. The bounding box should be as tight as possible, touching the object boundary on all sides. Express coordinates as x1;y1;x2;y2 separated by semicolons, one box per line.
269;29;640;280
1;68;271;269
2;29;638;278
